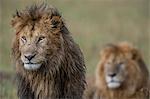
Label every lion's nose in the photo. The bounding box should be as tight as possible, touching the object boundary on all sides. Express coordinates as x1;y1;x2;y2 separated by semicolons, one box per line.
24;54;36;61
108;73;117;77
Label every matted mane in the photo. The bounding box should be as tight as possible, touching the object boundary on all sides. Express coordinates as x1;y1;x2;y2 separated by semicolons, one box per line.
11;3;64;32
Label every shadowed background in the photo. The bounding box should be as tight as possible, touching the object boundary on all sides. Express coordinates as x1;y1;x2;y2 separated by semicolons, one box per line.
0;0;149;99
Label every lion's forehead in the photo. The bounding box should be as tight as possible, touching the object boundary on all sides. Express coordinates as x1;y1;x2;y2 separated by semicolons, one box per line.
20;25;46;38
103;54;128;72
106;53;125;63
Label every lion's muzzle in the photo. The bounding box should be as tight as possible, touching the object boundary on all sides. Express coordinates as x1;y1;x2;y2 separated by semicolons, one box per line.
21;53;42;70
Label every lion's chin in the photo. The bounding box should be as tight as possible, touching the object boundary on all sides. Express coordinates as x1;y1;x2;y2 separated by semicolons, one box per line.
24;63;41;70
107;81;121;89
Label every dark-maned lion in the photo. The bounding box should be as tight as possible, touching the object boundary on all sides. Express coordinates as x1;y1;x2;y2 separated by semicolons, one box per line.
11;3;86;99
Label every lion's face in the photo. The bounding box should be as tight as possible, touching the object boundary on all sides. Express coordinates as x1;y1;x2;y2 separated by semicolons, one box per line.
19;25;48;70
11;5;64;71
96;43;148;91
15;17;63;70
103;53;127;89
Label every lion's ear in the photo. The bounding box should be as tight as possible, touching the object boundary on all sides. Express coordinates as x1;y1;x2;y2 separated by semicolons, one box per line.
131;48;141;61
50;16;64;29
99;44;115;59
118;42;141;61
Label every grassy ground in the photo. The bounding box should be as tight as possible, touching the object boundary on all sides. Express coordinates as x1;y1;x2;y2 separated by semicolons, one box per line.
0;72;17;99
0;0;149;99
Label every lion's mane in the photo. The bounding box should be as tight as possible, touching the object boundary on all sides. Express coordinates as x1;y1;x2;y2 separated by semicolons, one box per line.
11;3;86;99
94;42;149;99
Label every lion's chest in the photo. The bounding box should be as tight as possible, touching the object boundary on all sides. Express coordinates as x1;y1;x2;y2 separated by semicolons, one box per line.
27;74;60;99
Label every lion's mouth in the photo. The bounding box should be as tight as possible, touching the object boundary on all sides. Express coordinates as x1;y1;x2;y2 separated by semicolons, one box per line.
24;62;41;70
106;76;122;89
107;80;121;89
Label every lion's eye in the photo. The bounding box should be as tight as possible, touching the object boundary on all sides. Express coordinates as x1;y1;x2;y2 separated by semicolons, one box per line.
118;62;125;68
21;36;27;44
37;36;45;43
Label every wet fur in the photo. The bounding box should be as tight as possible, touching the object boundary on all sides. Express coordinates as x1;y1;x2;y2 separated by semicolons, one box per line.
11;3;86;99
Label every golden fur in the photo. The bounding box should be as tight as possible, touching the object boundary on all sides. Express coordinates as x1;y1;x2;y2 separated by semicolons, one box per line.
94;42;149;99
11;3;86;99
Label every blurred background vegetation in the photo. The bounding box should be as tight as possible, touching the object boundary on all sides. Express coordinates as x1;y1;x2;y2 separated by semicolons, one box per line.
0;0;149;99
